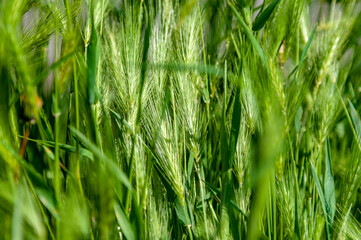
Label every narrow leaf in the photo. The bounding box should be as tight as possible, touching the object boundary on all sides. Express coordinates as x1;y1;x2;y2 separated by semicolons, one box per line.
228;87;241;169
203;180;247;218
69;126;132;190
288;24;317;79
310;162;327;215
186;153;194;189
175;197;191;226
310;162;331;239
11;186;23;240
324;138;336;223
230;201;248;219
299;24;317;70
35;188;59;219
87;28;100;104
252;0;281;31
348;100;361;139
26;137;94;160
114;203;135;240
229;3;269;71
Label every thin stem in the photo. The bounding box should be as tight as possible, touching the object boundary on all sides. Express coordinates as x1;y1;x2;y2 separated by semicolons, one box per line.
100;0;106;36
54;19;61;239
73;63;83;195
335;83;361;152
19;125;29;158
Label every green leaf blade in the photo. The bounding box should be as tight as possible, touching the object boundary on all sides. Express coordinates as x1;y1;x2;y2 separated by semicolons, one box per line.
114;203;135;240
324;138;336;224
310;162;327;217
348;100;361;140
252;0;281;31
87;29;100;105
299;24;317;70
69;126;132;190
310;161;331;239
228;87;241;169
229;3;269;71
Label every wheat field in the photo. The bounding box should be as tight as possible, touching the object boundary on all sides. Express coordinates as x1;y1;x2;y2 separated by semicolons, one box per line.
0;0;361;239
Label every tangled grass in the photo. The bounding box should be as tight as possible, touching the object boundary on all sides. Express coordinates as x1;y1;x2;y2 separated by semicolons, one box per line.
1;0;361;239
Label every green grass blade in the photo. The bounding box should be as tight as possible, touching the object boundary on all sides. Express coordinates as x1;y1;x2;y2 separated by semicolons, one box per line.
186;153;194;189
348;100;361;139
175;197;191;226
203;180;247;218
35;188;59;220
11;185;23;240
114;203;135;240
252;0;281;31
87;28;100;105
298;24;317;71
69;126;132;190
310;161;330;239
288;24;317;79
228;2;269;70
228;87;241;169
324;138;336;224
26;137;94;160
230;201;248;220
310;162;326;211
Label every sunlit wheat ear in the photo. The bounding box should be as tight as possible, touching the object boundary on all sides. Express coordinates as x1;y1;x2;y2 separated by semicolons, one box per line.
341;140;361;209
147;183;170;239
334;205;361;240
172;7;204;157
276;172;296;238
103;1;146;117
233;118;252;221
311;2;359;96
102;2;150;143
144;107;185;201
234;118;251;185
314;80;340;144
236;66;260;133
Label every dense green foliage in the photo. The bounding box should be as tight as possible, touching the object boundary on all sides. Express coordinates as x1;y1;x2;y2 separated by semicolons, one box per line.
1;0;361;239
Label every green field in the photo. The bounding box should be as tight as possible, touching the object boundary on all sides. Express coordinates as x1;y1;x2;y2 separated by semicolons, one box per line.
1;0;361;239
